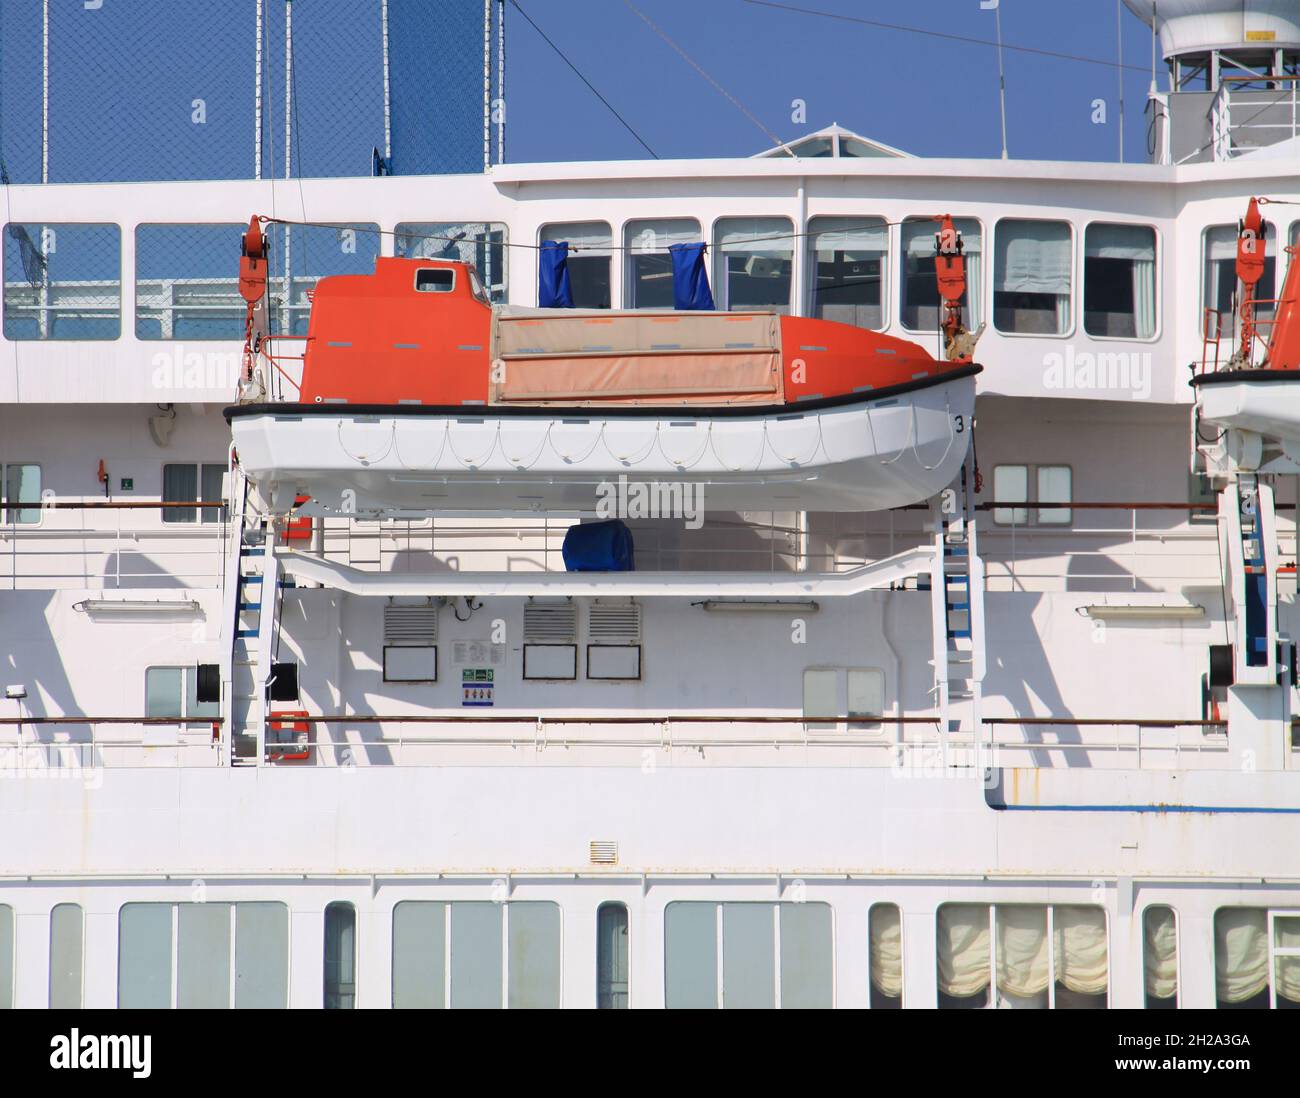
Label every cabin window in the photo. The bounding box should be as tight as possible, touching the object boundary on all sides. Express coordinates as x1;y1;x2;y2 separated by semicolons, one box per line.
118;902;288;1008
0;905;11;1008
1143;906;1178;1008
135;223;247;340
265;222;380;335
49;903;84;1008
804;667;885;721
538;221;611;309
870;903;903;1008
1203;222;1278;337
807;216;887;330
901;217;982;332
937;903;1108;1009
1084;224;1157;339
992;464;1072;526
396;221;507;303
623;218;702;308
414;268;454;293
1214;907;1300;1009
2;222;121;340
597;902;630;1009
2;463;41;524
714;217;794;314
162;462;225;524
994;219;1072;335
664;902;833;1009
391;901;561;1009
324;901;357;1009
145;666;219;723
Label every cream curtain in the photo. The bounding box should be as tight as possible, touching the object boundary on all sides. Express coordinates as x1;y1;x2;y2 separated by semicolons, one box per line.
994;221;1071;296
1054;905;1109;995
1215;908;1269;1003
902;218;983;329
869;905;903;999
1276;916;1300;1004
1144;906;1178;1001
997;906;1050;998
937;905;991;999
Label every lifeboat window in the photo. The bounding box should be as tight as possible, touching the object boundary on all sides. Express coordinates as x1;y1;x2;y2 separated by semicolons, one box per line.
808;216;887;330
993;219;1073;336
2;221;121;340
714;217;794;314
2;462;42;525
396;221;507;302
869;903;902;1008
539;221;612;309
937;903;1108;1009
1084;223;1157;339
135;223;248;340
901;217;982;332
162;462;226;524
624;218;702;308
1203;222;1278;338
414;267;455;293
49;904;83;1008
597;903;630;1009
1143;906;1178;1009
1214;908;1300;1009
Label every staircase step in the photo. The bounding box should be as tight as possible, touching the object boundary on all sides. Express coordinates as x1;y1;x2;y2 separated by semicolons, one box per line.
236;629;260;639
239;574;264;585
238;602;262;612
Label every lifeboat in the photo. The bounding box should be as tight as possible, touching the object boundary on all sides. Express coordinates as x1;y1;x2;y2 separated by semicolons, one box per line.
226;219;981;515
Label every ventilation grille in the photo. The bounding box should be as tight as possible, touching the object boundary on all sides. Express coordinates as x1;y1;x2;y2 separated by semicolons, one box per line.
589;841;618;865
524;601;577;644
588;601;642;645
384;601;438;646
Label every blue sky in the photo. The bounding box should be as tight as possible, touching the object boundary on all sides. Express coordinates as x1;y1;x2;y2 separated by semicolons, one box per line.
503;0;1163;163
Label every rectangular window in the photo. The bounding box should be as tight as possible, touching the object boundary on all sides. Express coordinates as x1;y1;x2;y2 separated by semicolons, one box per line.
714;217;794;313
807;216;887;329
937;903;1108;1009
993;465;1029;526
802;668;839;721
624;219;702;308
324;901;356;1009
162;462;225;524
901;217;982;332
1084;223;1157;339
395;222;507;303
265;222;380;336
538;221;611;309
1214;907;1300;1008
146;666;219;722
49;904;84;1008
3;222;121;340
1036;465;1073;526
135;223;247;340
2;463;41;525
869;903;902;1008
0;905;11;1009
664;902;832;1009
1143;905;1178;1008
992;464;1072;526
1204;223;1278;336
119;902;289;1008
393;900;561;1009
597;902;630;1009
994;219;1072;335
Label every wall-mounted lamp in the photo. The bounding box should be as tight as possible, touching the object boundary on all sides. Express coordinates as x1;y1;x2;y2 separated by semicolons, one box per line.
1080;604;1205;621
697;600;820;614
73;599;203;615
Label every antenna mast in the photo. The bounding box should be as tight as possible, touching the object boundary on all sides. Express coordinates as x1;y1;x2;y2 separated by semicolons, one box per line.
994;2;1009;159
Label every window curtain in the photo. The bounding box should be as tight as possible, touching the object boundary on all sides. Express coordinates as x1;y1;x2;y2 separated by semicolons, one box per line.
996;220;1070;332
1204;224;1277;319
1277;916;1300;1005
1053;905;1109;995
997;906;1050;1001
1215;908;1269;1004
1143;907;1178;1001
902;219;982;328
937;905;990;998
1087;224;1157;338
869;905;902;999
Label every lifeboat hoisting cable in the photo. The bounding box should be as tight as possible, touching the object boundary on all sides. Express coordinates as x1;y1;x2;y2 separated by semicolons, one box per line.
933;214;983;364
238;216;269;400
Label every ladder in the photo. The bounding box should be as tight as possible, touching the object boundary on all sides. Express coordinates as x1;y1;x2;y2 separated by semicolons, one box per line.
929;454;986;767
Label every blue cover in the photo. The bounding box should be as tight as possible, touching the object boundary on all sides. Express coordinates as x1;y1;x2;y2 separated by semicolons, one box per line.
562;520;635;572
669;242;715;311
539;241;575;308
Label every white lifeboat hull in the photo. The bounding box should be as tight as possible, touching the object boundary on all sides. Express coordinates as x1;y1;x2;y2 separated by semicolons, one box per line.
1194;370;1300;448
228;369;978;515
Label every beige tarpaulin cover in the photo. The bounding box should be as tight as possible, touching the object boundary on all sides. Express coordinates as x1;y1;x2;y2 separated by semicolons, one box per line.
490;307;783;407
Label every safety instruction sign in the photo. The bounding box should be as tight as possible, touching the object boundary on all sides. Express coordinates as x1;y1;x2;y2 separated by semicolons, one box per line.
461;667;495;707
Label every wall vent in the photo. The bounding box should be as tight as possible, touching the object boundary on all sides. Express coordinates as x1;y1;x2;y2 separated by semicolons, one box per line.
523;600;578;644
384;600;438;646
587;600;642;645
589;841;618;865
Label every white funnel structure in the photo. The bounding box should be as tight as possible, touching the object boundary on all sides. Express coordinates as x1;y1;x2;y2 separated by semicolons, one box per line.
1124;0;1300;57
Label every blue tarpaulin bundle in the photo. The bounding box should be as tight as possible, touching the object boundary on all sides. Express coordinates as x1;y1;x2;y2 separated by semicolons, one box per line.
669;242;715;311
562;519;635;572
539;240;574;308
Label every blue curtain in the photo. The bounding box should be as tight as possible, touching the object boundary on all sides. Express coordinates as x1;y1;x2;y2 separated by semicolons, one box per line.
669;242;715;311
539;240;574;308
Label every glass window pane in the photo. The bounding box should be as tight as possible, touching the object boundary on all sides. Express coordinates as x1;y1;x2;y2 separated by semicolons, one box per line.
49;903;83;1008
624;219;701;309
901;217;982;331
996;905;1049;1008
847;669;884;719
4;464;41;525
178;902;231;1009
184;666;219;721
714;217;793;313
395;222;508;303
722;903;775;1009
200;463;226;525
994;220;1072;335
596;903;629;1009
0;905;11;1009
1215;907;1270;1008
1204;224;1277;334
450;902;502;1009
323;902;356;1009
265;223;381;335
162;464;197;524
1084;224;1156;339
1143;906;1178;1008
808;216;886;329
392;901;446;1009
3;223;121;340
937;903;991;1009
1274;915;1300;1008
119;904;173;1008
539;221;611;310
870;903;903;1008
146;667;183;720
508;902;561;1009
135;224;247;340
802;669;838;721
665;902;718;1009
780;902;833;1009
234;902;288;1009
1052;905;1108;1008
1037;465;1073;526
993;465;1029;526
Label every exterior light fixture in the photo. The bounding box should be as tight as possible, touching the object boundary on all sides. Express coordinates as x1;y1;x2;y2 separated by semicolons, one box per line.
697;600;820;613
1081;604;1205;621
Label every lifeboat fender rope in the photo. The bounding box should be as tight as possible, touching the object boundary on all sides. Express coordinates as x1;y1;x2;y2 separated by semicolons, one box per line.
392;418;451;470
336;419;395;465
912;393;958;472
876;400;914;466
547;421;606;465
764;412;826;467
603;420;660;465
657;420;715;468
707;419;768;473
445;419;503;468
502;420;556;468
